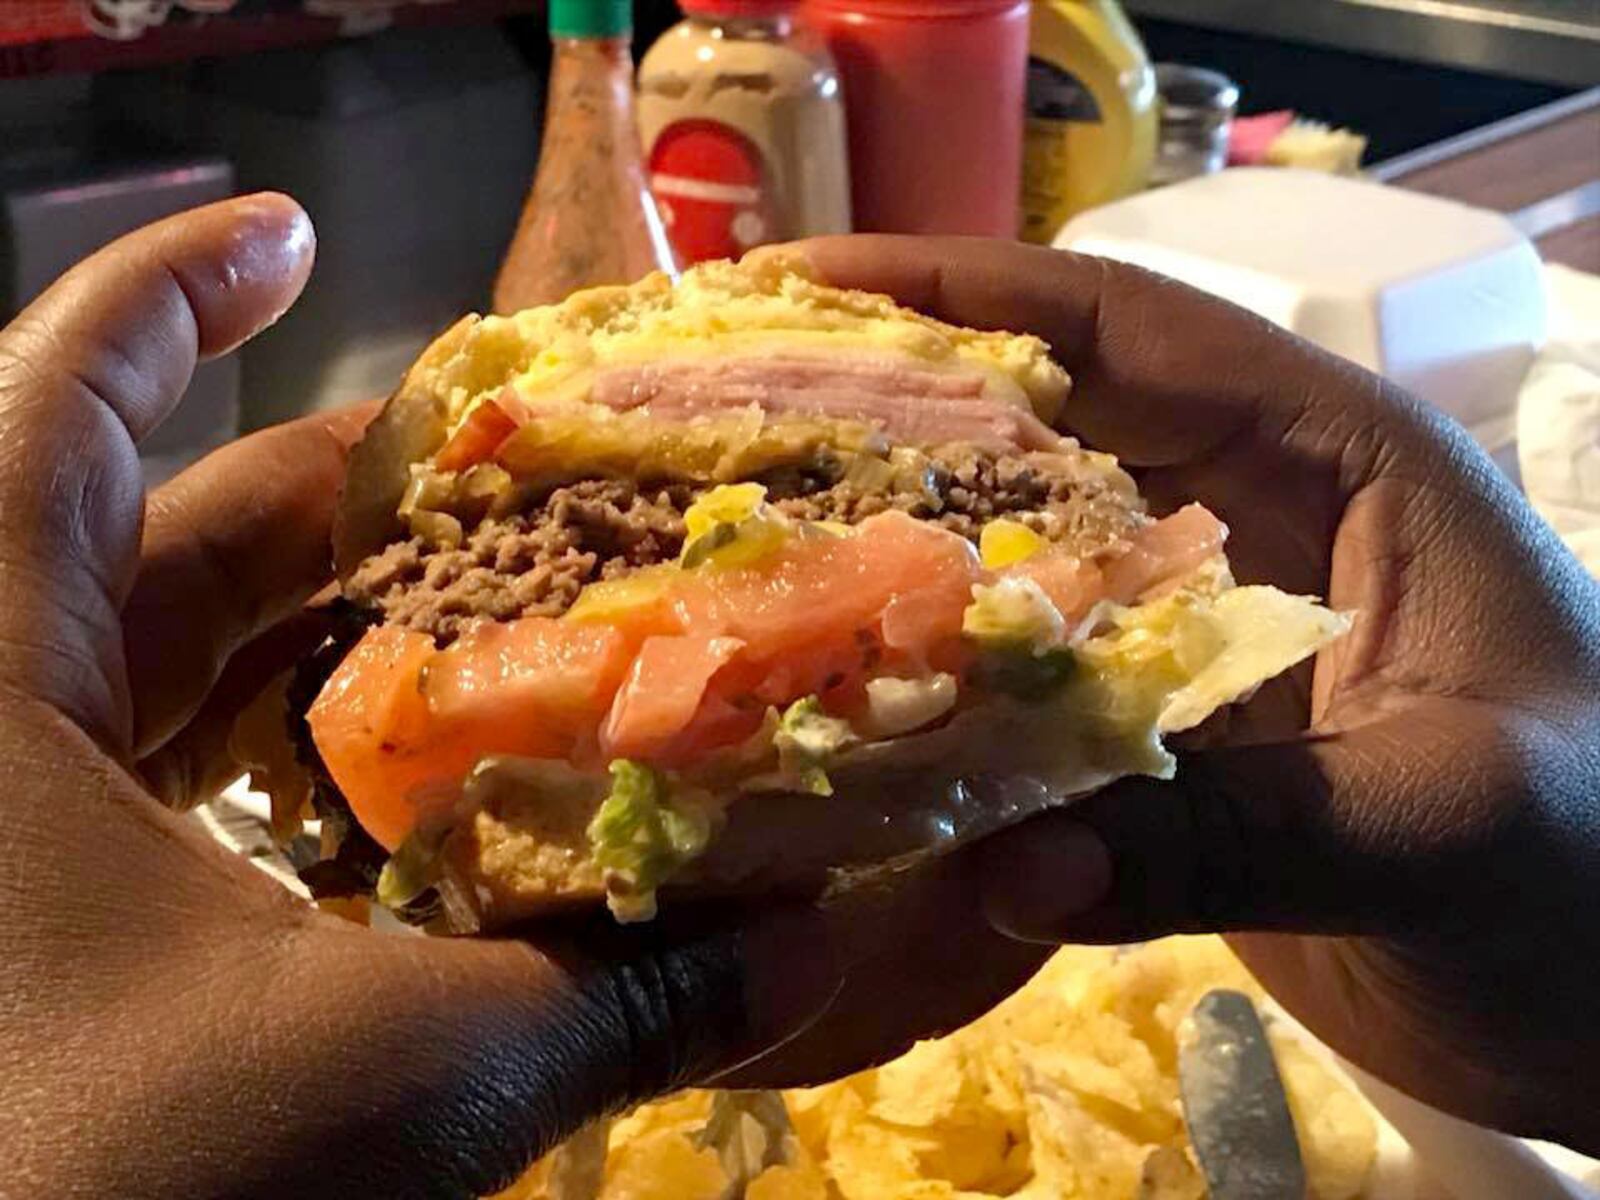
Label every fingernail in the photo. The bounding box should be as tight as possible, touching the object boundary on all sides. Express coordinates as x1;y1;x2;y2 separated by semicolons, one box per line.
215;194;317;348
231;192;313;271
979;816;1113;943
727;904;845;1073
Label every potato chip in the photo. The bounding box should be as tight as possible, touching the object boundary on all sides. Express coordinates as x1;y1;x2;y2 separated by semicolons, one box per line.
601;1129;725;1200
746;1163;830;1200
783;1078;858;1161
826;1110;928;1198
903;1118;1023;1193
494;936;1379;1200
485;1159;550;1200
1139;1144;1206;1200
547;1121;608;1200
870;1039;975;1127
1027;1027;1178;1142
608;1091;712;1145
1270;1030;1379;1200
1023;1071;1152;1198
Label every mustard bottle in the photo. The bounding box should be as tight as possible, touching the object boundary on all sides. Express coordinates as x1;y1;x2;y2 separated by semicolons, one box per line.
1019;0;1157;243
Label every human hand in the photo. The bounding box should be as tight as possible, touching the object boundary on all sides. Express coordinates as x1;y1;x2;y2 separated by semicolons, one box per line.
15;202;1593;1197
0;196;876;1199
788;235;1600;1152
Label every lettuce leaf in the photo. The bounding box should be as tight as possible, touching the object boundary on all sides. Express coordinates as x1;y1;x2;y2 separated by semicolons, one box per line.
586;761;713;922
774;696;857;796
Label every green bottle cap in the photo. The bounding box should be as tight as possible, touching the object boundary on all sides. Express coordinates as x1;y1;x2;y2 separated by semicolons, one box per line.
549;0;632;37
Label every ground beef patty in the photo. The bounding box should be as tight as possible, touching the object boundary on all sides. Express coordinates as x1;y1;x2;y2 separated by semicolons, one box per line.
346;479;695;642
345;445;1140;643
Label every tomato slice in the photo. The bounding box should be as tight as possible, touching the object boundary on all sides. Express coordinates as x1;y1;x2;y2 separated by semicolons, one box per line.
308;620;631;850
311;512;993;850
601;634;746;761
308;626;467;852
1102;503;1228;603
1010;552;1104;622
433;395;522;473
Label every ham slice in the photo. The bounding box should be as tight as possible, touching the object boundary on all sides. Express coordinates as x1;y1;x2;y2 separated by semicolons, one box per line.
588;354;1063;452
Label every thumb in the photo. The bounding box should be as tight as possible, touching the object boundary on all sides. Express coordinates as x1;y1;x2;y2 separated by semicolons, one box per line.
0;193;314;745
979;701;1526;944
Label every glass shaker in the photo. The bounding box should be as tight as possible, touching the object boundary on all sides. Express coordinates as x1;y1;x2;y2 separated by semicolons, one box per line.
1148;63;1239;189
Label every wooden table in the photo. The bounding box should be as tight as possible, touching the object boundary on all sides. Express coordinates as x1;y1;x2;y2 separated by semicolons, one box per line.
1373;87;1600;273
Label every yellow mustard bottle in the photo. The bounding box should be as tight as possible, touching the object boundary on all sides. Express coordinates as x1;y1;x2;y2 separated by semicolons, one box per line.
1019;0;1157;242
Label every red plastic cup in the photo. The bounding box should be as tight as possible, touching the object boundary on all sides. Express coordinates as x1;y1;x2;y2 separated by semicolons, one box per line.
801;0;1029;237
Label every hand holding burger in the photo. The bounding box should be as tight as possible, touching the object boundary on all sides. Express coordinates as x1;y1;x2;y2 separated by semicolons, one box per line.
0;199;1596;1200
0;196;847;1200
283;239;1345;932
796;236;1600;1149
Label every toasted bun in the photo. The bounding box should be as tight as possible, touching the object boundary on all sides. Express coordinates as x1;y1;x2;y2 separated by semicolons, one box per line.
333;257;1068;575
435;695;1137;931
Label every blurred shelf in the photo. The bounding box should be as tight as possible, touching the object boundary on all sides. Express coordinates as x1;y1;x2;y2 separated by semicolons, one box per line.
1123;0;1600;87
0;1;539;79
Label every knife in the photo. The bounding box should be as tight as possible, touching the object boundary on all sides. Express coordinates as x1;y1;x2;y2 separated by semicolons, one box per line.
1178;988;1307;1200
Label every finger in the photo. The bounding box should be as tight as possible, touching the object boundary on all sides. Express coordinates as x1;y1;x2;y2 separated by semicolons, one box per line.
979;697;1542;944
0;193;315;745
247;858;1049;1196
252;904;845;1199
785;235;1431;472
127;402;376;756
264;859;1046;1196
0;192;313;442
714;853;1054;1088
136;609;336;811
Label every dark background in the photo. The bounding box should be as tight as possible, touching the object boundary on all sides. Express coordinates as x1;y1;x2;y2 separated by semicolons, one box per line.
0;2;1584;460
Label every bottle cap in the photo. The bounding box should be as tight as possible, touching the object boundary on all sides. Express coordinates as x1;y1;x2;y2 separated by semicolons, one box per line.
681;0;794;16
550;0;632;38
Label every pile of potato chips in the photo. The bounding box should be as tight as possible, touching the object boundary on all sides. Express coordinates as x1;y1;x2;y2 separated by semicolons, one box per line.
494;936;1377;1200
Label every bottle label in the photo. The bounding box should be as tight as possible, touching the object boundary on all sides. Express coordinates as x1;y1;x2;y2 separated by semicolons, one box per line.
648;119;779;266
1025;57;1102;124
1020;56;1106;242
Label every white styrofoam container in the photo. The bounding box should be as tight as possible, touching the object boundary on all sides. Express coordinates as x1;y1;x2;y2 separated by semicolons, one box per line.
1055;168;1546;476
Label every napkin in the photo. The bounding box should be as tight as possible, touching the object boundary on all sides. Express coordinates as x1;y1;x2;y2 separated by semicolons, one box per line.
1518;264;1600;576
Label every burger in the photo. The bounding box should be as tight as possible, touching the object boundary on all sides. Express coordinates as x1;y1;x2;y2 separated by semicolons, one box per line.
251;257;1347;930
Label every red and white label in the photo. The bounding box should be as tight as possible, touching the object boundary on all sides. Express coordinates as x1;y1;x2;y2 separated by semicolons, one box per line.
648;119;778;265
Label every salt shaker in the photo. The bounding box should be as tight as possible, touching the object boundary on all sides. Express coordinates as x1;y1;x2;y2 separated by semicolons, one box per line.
1149;63;1238;188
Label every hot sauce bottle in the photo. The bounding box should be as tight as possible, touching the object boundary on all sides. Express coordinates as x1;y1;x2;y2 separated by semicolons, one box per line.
493;0;678;312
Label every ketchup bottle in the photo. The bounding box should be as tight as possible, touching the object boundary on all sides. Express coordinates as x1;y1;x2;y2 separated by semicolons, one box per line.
800;0;1029;237
493;0;678;313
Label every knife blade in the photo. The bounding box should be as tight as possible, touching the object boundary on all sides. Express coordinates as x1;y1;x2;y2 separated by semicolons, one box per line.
1178;988;1307;1200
